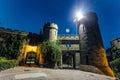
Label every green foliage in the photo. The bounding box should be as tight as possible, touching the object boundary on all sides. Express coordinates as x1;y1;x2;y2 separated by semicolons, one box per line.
110;58;120;78
0;58;19;71
0;34;24;59
41;41;62;68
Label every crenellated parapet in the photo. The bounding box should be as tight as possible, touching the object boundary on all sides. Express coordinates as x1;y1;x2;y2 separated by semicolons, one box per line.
58;35;79;51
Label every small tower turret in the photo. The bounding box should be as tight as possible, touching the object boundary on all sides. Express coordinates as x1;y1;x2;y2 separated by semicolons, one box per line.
43;22;58;41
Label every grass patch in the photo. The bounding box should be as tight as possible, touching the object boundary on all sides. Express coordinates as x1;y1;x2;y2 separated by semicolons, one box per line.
0;57;19;71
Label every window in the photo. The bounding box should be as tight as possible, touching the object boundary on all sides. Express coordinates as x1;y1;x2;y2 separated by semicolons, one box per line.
86;55;89;65
83;26;86;32
55;31;56;36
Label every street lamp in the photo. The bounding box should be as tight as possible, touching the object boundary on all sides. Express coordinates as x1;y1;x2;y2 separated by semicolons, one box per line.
74;11;84;35
75;11;84;21
66;28;70;34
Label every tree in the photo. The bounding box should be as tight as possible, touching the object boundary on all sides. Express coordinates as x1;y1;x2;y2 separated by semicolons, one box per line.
41;41;62;68
109;47;120;78
0;43;7;57
110;58;120;78
0;34;24;59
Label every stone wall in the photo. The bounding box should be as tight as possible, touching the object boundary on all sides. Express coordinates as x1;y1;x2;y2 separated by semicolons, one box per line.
111;37;120;49
58;35;79;51
110;37;120;59
0;27;28;36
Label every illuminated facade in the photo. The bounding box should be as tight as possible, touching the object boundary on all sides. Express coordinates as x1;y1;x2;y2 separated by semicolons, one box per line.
19;22;58;66
19;45;43;65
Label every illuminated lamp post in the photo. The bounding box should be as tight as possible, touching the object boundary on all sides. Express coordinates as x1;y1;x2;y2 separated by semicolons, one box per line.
73;11;84;69
75;11;84;21
74;11;84;35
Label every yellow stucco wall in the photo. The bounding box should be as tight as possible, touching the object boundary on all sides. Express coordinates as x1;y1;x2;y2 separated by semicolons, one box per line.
37;46;44;64
19;45;43;65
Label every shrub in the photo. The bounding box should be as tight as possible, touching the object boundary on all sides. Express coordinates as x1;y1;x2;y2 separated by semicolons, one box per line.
0;59;19;71
0;34;24;59
110;58;120;78
41;41;62;68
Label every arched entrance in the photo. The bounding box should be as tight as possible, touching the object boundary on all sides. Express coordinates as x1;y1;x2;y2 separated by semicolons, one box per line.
62;52;75;69
19;45;44;66
25;51;38;65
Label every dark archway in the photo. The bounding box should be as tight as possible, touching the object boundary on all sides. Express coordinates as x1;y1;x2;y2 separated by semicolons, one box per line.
25;51;38;65
62;52;75;69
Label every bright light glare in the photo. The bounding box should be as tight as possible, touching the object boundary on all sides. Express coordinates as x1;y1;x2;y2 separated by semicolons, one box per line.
75;11;84;21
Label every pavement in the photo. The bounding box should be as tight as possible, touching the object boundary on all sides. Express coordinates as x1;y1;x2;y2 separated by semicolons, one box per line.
15;73;47;79
0;67;115;80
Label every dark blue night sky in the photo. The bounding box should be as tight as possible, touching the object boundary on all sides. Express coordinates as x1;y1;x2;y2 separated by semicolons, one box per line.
0;0;120;49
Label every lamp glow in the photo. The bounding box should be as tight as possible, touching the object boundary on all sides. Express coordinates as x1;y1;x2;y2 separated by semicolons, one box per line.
66;28;70;33
31;46;34;51
75;11;84;21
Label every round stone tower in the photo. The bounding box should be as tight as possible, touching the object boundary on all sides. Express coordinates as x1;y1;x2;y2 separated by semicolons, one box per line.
78;12;114;77
43;22;58;41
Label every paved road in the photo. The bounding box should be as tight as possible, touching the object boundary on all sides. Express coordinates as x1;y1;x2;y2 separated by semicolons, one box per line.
0;67;115;80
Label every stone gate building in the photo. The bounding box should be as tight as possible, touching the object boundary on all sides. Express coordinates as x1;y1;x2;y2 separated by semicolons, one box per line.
0;12;114;77
58;35;80;69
